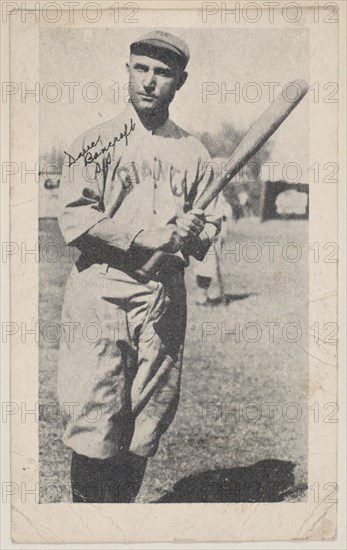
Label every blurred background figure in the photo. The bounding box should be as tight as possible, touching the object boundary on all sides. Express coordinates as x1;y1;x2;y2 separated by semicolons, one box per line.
192;193;233;305
238;190;251;217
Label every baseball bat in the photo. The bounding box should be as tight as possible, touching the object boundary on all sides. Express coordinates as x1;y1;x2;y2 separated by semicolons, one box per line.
135;79;309;280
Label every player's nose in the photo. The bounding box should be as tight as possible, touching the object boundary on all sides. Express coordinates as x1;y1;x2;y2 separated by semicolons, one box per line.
143;70;156;89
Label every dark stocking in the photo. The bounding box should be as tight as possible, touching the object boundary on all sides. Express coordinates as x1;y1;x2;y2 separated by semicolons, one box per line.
71;451;147;503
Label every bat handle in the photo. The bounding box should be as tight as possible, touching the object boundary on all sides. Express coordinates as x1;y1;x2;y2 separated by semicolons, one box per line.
134;203;206;280
134;250;164;281
134;206;190;280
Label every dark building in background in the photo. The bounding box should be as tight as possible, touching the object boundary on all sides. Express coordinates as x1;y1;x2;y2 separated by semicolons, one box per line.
261;181;309;221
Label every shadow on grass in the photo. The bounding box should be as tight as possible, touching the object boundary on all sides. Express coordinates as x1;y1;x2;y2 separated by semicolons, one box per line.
154;459;307;503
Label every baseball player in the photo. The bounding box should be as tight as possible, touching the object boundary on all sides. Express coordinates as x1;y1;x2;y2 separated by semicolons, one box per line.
58;31;221;503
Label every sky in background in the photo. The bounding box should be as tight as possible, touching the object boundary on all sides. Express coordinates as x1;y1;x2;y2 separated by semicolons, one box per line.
40;27;309;178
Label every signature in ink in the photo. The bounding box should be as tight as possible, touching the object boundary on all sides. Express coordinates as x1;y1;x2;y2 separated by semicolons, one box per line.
64;119;136;168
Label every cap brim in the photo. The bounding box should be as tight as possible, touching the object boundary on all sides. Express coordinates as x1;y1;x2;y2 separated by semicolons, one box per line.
131;39;188;66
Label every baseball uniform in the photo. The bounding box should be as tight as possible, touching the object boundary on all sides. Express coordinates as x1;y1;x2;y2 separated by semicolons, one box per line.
58;101;221;460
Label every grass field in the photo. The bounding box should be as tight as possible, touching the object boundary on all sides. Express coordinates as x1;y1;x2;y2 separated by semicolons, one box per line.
39;217;309;503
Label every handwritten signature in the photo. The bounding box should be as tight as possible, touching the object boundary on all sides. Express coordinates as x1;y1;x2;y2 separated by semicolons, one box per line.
64;119;136;168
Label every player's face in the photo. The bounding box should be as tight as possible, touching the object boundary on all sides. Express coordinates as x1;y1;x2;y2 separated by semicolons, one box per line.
127;54;186;114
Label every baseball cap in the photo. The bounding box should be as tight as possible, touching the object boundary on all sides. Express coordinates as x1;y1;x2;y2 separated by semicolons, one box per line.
130;31;190;69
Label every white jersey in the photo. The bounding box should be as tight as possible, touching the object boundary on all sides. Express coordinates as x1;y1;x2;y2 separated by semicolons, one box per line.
59;103;221;254
57;103;222;459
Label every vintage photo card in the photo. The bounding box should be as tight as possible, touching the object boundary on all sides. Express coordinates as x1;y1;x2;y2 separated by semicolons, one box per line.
1;0;345;545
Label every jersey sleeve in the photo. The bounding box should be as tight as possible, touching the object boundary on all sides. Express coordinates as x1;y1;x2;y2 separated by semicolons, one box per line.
58;133;143;252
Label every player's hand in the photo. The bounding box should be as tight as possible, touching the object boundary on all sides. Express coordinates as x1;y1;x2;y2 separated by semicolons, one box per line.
132;224;189;253
176;208;205;238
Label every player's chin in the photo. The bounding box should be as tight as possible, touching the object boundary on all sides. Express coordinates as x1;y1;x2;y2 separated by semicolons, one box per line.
134;95;160;112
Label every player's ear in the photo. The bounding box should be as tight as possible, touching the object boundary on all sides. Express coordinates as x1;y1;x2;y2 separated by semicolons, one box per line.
126;62;130;75
176;71;188;91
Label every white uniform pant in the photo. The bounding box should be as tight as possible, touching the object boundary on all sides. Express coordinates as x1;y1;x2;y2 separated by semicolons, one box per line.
58;262;186;459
